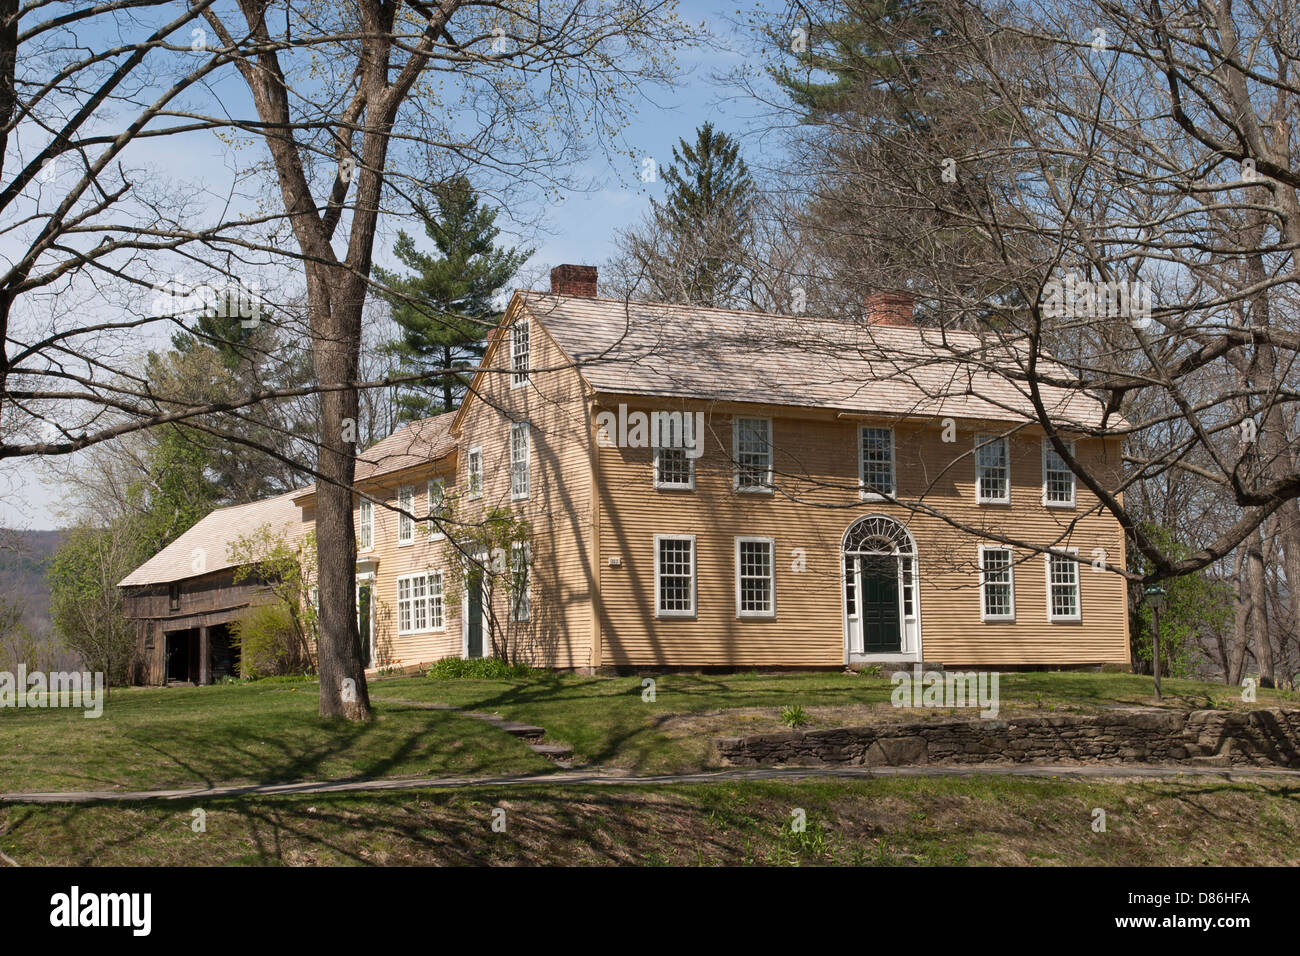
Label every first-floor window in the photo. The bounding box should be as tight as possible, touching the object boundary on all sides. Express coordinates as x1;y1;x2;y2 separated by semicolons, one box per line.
1047;550;1080;622
980;547;1015;621
844;556;857;617
655;535;696;617
735;537;775;617
397;571;445;633
510;543;531;622
901;556;915;618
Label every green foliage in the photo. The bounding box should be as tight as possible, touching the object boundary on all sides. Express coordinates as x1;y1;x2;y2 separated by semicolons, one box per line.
442;503;533;663
780;703;809;728
425;655;537;680
227;526;318;675
228;603;305;680
376;177;532;420
1129;524;1233;678
47;525;140;684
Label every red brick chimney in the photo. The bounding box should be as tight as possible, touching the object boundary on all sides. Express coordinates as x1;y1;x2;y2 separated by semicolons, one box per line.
864;291;915;326
550;264;598;297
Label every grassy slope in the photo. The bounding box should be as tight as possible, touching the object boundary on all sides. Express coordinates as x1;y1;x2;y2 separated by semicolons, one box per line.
4;776;1298;866
370;671;1299;773
0;682;549;793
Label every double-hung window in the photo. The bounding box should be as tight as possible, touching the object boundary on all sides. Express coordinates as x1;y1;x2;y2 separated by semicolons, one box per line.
510;422;530;500
358;498;374;551
860;426;896;498
397;485;414;545
510;543;531;622
1042;440;1076;507
467;446;483;499
735;537;776;618
427;478;446;539
510;319;529;388
733;417;773;492
654;534;696;618
975;433;1010;503
653;411;695;490
397;571;445;634
979;546;1015;622
1046;549;1081;622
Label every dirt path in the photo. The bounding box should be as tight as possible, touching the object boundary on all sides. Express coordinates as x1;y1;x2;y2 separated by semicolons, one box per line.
4;762;1299;805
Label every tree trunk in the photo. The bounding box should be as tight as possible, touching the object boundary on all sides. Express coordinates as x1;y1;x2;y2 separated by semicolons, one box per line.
1247;527;1275;687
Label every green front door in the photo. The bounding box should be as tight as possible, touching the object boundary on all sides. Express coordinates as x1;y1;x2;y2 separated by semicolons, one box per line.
860;556;901;653
357;583;372;669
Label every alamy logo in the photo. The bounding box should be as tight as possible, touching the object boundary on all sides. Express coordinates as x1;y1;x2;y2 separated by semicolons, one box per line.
595;405;704;458
50;886;151;936
150;274;262;327
0;667;104;718
1039;274;1151;327
891;665;1000;718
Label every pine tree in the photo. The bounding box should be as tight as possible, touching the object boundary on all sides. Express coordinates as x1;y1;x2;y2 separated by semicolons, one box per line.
377;178;531;420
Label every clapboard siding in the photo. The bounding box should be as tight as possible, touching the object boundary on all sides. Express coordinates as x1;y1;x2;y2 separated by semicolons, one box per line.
594;405;1129;668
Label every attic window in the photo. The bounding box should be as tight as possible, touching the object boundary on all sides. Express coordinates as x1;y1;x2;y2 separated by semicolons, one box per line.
511;319;529;388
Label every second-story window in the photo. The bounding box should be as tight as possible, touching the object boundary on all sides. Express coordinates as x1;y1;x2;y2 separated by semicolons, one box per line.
510;422;530;500
397;485;414;545
654;412;695;490
860;426;896;498
467;446;483;499
733;417;773;492
1042;439;1076;507
975;433;1010;503
358;499;373;551
511;319;529;388
427;479;446;539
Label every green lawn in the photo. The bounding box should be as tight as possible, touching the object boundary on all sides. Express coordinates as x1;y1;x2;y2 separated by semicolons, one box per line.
0;681;550;794
370;670;1298;773
4;775;1298;866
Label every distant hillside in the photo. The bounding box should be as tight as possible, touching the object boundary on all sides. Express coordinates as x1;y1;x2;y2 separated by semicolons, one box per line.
0;529;64;634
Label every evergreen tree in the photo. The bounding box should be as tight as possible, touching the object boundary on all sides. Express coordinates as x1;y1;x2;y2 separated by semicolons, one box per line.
377;178;531;420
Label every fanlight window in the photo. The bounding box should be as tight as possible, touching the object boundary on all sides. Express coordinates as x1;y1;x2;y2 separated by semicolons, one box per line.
843;515;914;555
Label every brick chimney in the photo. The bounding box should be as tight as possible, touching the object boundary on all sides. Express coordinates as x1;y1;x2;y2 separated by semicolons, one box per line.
864;291;915;326
550;264;598;297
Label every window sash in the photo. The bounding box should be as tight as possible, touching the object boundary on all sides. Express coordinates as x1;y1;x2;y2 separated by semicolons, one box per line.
397;572;444;634
510;423;530;499
358;499;373;551
976;434;1009;502
1047;551;1081;621
735;537;775;617
654;415;694;489
1043;441;1076;506
467;447;483;499
733;418;772;491
860;426;896;497
980;547;1015;621
511;320;529;387
655;535;696;617
397;486;414;544
427;479;446;538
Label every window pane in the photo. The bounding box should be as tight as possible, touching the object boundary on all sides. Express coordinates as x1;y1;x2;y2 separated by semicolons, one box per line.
511;321;529;386
511;424;529;497
738;539;773;614
977;435;1008;501
1044;444;1075;503
1050;553;1079;618
861;427;894;495
735;418;772;489
982;549;1012;618
844;556;857;616
658;538;694;613
429;572;444;629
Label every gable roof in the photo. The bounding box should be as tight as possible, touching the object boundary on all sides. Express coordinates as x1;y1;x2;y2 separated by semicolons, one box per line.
117;489;306;588
292;410;458;503
515;292;1118;431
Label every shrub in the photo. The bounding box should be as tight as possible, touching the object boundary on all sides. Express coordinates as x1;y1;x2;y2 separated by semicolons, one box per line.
229;603;314;679
780;703;808;728
425;656;536;680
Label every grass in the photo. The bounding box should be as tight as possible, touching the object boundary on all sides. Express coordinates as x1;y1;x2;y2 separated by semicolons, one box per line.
370;669;1298;773
4;775;1299;866
0;681;550;794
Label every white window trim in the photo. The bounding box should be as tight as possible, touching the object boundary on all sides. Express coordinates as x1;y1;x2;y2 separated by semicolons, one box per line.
654;446;696;490
1041;438;1077;509
732;417;774;493
510;422;530;501
734;536;776;619
358;498;374;552
858;425;897;500
654;533;697;619
396;570;446;635
510;318;530;389
1045;548;1082;623
978;545;1016;623
975;433;1011;504
397;485;415;546
467;445;483;500
427;478;446;540
510;542;531;622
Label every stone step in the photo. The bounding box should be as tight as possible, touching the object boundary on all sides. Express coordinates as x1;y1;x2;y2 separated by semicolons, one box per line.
529;742;574;761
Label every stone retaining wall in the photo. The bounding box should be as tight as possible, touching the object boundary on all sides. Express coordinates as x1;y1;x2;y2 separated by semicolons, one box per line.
714;708;1300;769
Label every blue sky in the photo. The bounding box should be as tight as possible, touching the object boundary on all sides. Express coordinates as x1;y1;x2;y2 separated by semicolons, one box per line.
1;1;787;530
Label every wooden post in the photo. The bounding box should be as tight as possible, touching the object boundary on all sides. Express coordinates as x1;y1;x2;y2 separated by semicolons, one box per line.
199;625;211;686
